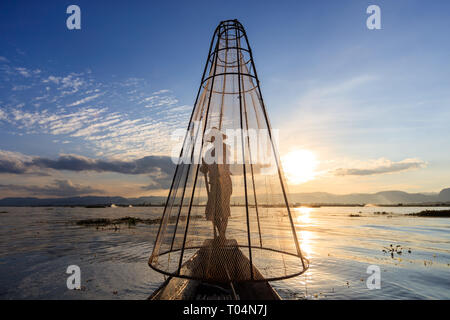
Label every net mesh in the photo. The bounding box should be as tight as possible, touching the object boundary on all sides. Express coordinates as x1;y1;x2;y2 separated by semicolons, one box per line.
149;20;309;282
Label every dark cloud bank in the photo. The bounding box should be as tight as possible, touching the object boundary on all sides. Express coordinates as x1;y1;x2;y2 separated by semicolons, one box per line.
0;154;174;175
0;179;101;197
0;153;176;190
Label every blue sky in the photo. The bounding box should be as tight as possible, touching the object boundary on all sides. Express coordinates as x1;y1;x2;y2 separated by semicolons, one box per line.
1;0;449;197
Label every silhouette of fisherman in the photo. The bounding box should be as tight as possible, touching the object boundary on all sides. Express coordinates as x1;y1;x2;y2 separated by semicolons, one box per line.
200;127;232;243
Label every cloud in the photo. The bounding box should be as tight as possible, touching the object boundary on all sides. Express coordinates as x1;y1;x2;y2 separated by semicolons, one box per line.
42;75;61;84
3;102;187;159
32;154;175;175
333;158;426;176
142;92;178;108
42;73;85;95
15;67;31;77
0;150;176;191
70;114;121;137
0;150;175;176
6;107;107;135
0;179;102;197
170;105;192;112
0;56;9;63
152;89;170;95
12;84;32;91
140;165;176;190
67;93;103;107
0;150;33;174
1;61;190;159
0;109;7;121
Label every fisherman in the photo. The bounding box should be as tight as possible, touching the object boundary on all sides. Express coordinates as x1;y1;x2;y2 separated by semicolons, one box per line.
200;127;232;242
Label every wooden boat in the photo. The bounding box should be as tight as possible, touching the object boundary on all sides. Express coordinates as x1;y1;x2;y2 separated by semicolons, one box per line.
149;239;281;300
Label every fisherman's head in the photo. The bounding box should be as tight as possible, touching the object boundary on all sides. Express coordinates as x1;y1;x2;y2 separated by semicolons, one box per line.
206;127;227;144
204;127;228;164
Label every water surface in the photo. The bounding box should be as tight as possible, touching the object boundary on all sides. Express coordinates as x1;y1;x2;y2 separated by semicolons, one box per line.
0;206;449;299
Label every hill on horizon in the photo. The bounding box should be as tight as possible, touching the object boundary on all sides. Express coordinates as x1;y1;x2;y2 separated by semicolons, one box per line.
288;189;450;205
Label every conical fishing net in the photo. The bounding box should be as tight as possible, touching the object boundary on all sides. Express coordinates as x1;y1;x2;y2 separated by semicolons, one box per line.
149;20;309;282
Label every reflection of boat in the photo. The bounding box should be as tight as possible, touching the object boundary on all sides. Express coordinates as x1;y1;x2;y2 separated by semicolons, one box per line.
150;239;280;300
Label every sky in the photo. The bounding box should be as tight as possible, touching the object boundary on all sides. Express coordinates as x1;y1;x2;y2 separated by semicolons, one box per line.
0;0;449;198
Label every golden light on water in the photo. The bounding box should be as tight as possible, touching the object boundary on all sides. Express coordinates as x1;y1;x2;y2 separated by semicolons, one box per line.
299;230;313;258
295;207;313;224
294;207;315;258
282;149;318;184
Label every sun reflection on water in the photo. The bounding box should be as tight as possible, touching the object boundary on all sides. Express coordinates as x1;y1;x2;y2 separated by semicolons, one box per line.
294;207;315;258
295;207;313;224
299;230;313;259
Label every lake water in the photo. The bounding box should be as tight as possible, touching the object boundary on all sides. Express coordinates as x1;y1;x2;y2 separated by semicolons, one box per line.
0;206;449;299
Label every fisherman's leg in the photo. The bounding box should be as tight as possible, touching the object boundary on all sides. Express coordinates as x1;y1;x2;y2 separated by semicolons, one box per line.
212;213;223;240
212;220;217;239
222;216;228;236
217;217;226;239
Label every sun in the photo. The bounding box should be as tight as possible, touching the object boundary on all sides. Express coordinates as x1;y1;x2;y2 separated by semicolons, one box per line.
281;149;318;184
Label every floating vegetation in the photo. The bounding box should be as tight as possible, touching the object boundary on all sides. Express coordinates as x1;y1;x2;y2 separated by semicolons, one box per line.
280;289;306;300
407;210;450;217
76;216;155;227
373;211;390;215
382;244;412;258
75;215;203;228
424;260;433;267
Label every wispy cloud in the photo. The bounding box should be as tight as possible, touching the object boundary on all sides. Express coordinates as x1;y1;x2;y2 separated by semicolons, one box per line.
1;62;190;159
70;114;121;137
12;84;32;91
66;92;103;107
152;89;170;95
7;107;107;135
15;67;31;77
41;73;86;95
0;109;7;121
142;95;178;108
42;75;61;84
333;158;427;176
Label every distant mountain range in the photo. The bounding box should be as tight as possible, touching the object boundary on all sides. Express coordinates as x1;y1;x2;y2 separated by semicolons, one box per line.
0;196;166;207
0;188;449;206
289;188;450;205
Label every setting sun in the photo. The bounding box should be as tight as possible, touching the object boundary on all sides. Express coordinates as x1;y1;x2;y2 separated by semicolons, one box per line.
282;149;318;184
